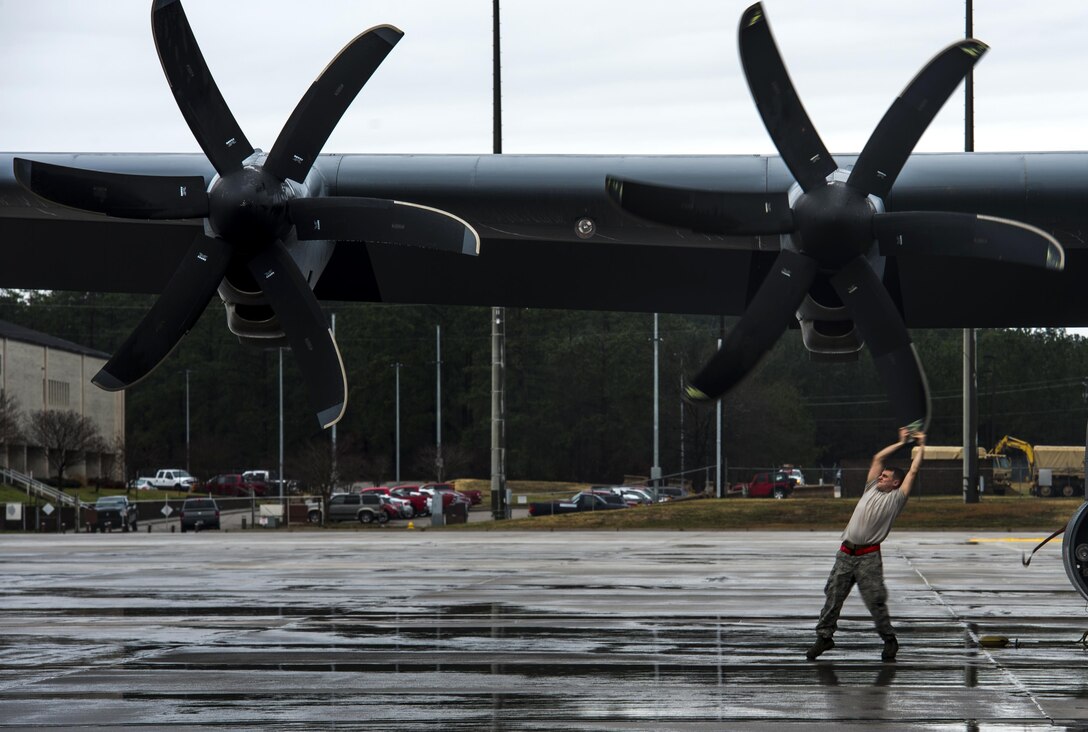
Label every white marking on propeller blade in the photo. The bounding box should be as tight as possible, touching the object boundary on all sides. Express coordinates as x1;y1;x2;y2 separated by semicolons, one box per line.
196;253;208;262
780;268;791;277
263;269;275;279
978;214;1066;270
393;200;482;255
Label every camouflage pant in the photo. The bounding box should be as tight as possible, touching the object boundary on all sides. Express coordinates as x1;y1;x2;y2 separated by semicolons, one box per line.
815;550;895;640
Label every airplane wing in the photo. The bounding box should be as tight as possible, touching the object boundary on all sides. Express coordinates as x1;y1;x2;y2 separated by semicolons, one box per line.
1;150;1087;326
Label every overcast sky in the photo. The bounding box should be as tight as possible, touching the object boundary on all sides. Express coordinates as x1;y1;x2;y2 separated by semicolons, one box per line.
1;0;1086;156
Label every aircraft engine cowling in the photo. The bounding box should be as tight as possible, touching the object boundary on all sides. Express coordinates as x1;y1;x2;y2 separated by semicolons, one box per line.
1064;501;1088;601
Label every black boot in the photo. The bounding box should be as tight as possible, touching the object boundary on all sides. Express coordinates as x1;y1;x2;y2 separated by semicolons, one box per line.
881;635;898;661
806;636;835;660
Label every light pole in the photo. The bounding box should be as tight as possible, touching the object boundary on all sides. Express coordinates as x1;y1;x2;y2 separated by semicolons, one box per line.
435;325;443;481
394;362;402;483
679;362;685;486
331;313;337;487
184;368;190;474
1083;379;1088;501
651;314;662;493
716;337;723;498
279;348;285;522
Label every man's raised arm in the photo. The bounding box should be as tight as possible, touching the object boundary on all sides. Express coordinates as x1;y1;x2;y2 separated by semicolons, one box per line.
867;427;911;483
899;432;926;497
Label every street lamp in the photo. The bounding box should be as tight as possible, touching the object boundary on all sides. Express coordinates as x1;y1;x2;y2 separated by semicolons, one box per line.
185;368;190;474
651;314;662;494
392;361;402;483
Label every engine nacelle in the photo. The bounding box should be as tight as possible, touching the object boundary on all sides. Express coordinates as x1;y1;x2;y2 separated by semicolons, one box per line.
1063;501;1088;601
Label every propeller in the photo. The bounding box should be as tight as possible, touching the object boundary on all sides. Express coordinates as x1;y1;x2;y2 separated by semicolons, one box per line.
607;2;1064;430
13;0;480;428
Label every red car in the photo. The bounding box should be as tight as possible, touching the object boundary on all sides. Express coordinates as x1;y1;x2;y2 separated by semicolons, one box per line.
418;485;471;511
420;482;480;506
202;473;267;497
362;486;420;518
386;486;430;516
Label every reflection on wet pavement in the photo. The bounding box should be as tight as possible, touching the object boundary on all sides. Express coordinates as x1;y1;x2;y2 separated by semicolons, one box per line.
1;531;1087;729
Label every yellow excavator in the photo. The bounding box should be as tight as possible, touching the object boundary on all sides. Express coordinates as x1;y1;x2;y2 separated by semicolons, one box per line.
992;435;1036;495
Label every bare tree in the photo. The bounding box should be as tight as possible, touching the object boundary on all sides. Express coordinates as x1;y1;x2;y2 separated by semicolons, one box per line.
412;443;472;481
26;409;104;479
289;437;363;498
0;391;24;445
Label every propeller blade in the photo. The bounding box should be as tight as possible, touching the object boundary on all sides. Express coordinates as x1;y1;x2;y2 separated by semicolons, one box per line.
152;0;254;175
13;158;208;219
93;234;232;390
685;250;819;402
875;211;1064;270
738;3;836;192
264;26;403;183
605;176;793;235
247;242;347;428
848;40;988;199
829;256;930;431
290;197;480;255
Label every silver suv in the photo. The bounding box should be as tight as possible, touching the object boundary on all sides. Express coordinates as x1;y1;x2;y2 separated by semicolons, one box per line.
327;493;388;524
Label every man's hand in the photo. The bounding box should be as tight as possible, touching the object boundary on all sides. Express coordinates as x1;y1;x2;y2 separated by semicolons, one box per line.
898;426;911;444
913;431;926;447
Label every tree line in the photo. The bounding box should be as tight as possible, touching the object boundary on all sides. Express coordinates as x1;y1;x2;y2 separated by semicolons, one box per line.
0;290;1085;488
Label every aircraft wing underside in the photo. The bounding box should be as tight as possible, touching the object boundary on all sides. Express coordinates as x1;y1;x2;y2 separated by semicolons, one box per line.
1;151;1087;327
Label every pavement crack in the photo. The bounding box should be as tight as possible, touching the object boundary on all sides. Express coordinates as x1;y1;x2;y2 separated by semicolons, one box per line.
900;549;1053;724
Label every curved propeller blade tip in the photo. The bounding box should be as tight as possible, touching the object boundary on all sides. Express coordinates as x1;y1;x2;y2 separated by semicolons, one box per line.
742;3;765;27
683;384;713;404
959;40;989;59
605;177;623;201
91;370;127;392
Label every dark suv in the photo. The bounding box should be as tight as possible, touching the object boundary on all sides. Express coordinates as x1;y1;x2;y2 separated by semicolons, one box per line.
179;498;220;532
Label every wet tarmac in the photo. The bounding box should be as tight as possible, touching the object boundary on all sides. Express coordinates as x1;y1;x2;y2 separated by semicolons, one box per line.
2;529;1088;730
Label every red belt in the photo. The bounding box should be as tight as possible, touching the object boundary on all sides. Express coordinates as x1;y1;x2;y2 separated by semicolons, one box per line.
840;542;880;556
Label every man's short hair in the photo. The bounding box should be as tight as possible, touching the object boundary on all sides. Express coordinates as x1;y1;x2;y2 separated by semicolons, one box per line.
886;466;906;483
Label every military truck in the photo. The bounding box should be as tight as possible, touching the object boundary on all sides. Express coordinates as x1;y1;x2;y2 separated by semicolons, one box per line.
991;436;1085;497
1032;446;1085;497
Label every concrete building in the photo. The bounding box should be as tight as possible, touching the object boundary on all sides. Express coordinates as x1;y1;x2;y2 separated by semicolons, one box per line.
0;319;123;481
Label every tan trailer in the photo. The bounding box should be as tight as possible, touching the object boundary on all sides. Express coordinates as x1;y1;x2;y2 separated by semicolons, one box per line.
1032;446;1085;497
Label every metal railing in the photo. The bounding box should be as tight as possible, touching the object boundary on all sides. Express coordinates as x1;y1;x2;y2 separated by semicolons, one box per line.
0;467;87;508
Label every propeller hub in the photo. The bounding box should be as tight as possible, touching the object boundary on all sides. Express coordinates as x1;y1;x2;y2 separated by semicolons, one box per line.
792;182;874;266
208;166;292;247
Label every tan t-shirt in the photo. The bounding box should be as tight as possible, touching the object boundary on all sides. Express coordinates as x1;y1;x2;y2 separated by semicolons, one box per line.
842;478;908;546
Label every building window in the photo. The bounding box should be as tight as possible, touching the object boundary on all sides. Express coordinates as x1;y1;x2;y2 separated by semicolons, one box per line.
47;379;70;407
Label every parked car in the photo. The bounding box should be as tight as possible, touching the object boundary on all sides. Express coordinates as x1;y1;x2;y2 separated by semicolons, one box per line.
363;487;418;518
374;494;409;520
388;486;430;516
92;495;138;532
179;497;220;532
611;487;654;505
775;467;807;487
143;468;199;491
418;485;472;511
129;477;153;491
203;473;267;497
326;493;388;524
529;491;629;516
655;486;690;502
420;482;481;506
736;471;794;499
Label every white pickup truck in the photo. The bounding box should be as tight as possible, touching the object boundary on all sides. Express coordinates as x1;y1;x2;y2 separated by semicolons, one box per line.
143;468;199;491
